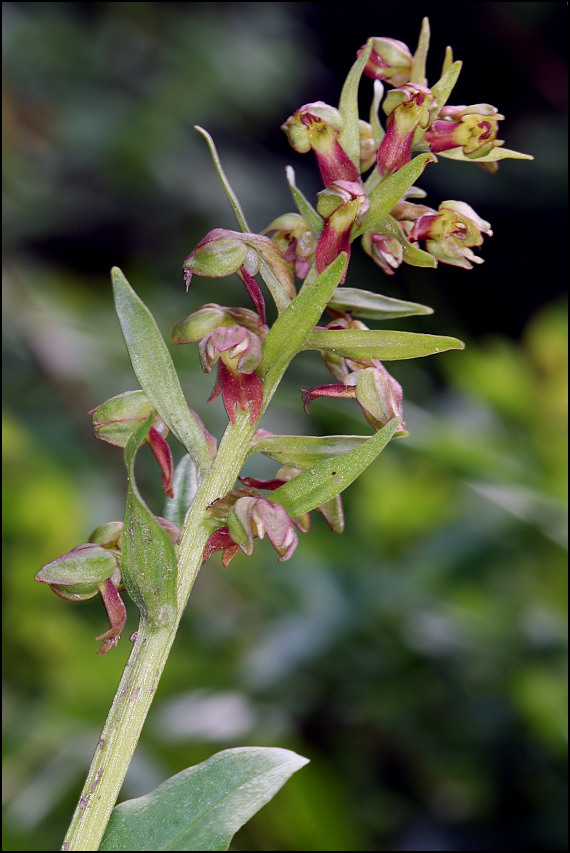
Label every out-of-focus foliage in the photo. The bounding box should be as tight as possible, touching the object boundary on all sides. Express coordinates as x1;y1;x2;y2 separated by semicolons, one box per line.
2;3;567;851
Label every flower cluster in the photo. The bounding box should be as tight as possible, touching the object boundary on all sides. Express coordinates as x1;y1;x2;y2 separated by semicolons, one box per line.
275;20;529;282
37;19;531;653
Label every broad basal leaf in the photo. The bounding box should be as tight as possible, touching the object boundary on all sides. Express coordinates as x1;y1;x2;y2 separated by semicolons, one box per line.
99;747;309;852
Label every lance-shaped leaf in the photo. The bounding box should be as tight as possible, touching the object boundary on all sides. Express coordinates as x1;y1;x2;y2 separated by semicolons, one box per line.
353;152;436;238
99;747;309;852
112;267;212;475
121;418;177;628
303;328;465;360
410;17;430;85
194;126;249;232
248;432;369;468
430;60;463;113
260;253;347;382
338;39;372;168
269;417;402;518
327;286;434;320
285;165;323;237
438;147;534;163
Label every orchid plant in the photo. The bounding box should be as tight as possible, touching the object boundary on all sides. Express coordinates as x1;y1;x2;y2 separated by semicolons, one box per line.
36;19;531;852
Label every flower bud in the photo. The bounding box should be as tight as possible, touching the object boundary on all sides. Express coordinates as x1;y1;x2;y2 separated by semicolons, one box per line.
355;364;405;431
315;180;369;278
358;37;413;87
35;543;120;602
264;213;318;281
183;229;249;285
90;391;175;497
377;83;438;175
90;390;163;448
361;230;404;275
227;496;298;562
88;521;124;549
182;228;295;307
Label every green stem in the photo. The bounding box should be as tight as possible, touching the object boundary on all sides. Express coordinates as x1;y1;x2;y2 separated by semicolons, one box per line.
62;406;262;850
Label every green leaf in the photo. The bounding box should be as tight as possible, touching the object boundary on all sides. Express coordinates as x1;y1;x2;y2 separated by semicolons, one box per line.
303;328;465;360
438;147;534;163
260;254;348;382
249;433;369;468
112;267;212;474
270;418;402;518
430;60;463;111
194;126;250;232
99;747;309;852
353;152;436;238
338;40;372;168
285;165;323;237
410;17;430;85
121;419;177;628
327;287;434;320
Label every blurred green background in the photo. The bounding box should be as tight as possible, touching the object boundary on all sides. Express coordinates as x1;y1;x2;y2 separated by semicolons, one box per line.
2;3;567;850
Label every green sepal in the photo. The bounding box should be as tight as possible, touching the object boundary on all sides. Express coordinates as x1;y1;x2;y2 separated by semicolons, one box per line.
249;433;369;468
260;253;348;382
99;747;309;852
303;328;465;360
327;286;434;320
91;390;158;448
353;152;436;238
338;39;372;168
89;521;124;548
112;267;212;475
121;418;177;628
285;165;323;237
270;418;402;518
35;544;119;601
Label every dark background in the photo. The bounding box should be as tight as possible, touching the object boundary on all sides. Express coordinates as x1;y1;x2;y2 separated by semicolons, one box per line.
3;3;567;851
